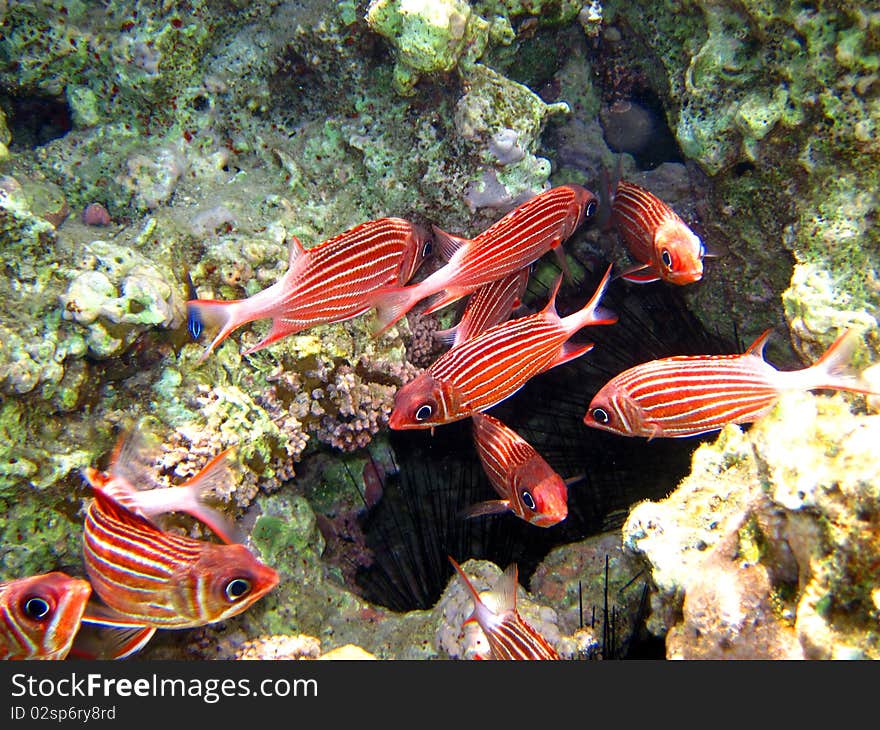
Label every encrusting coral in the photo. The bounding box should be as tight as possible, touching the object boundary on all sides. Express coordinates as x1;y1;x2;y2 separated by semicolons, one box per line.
624;392;880;659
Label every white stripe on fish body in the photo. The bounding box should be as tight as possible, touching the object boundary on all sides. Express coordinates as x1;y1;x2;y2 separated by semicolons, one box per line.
445;322;563;391
0;603;35;657
447;270;529;346
488;617;558;660
417;188;578;298
86;503;200;570
278;241;411;309
289;232;408;287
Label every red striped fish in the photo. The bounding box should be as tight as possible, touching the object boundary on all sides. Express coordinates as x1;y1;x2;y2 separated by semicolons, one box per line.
188;217;431;361
435;267;530;347
373;185;597;332
584;328;879;439
83;429;238;545
469;413;568;527
83;487;278;628
611;180;704;285
388;266;616;429
0;572;91;660
448;558;560;660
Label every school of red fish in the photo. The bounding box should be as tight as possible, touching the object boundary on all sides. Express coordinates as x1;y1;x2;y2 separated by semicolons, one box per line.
5;175;877;661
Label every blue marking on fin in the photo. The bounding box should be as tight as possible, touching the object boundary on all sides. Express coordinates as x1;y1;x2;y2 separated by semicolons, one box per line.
184;269;202;340
187;308;203;341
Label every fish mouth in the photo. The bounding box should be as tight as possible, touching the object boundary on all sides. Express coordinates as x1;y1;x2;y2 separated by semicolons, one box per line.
531;513;566;528
669;266;703;285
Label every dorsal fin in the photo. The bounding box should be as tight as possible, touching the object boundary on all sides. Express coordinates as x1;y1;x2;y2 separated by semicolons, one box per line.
287;235;306;268
431;225;469;262
745;328;773;359
91;486;157;533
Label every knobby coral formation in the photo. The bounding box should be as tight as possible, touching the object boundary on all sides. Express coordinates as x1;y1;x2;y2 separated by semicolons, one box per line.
624;393;880;659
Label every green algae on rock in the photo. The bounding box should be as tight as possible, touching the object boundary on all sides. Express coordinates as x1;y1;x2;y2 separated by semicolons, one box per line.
597;2;879;365
366;0;495;95
624;392;880;659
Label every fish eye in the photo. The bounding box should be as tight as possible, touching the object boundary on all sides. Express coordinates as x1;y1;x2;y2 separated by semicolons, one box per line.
661;249;673;269
224;578;252;602
422;241;433;258
585;200;598;218
591;407;610;424
415;404;433;421
521;490;536;511
22;596;52;620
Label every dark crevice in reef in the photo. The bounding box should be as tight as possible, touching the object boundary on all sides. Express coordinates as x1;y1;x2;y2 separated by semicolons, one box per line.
0;91;73;149
353;256;737;635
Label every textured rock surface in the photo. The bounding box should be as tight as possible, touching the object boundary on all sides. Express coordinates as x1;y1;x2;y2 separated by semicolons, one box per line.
603;0;880;363
624;392;880;659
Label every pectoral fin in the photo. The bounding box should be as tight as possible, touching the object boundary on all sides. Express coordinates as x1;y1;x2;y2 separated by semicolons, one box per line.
461;499;512;519
617;263;661;284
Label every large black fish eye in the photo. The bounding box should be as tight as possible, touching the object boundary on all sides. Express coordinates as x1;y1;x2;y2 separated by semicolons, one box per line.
415;404;433;421
224;578;252;602
591;407;610;424
661;249;673;269
22;596;52;620
422;240;433;258
521;490;536;511
585;199;598;218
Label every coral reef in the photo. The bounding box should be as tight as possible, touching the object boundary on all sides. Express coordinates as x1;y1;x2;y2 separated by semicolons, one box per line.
1;0;878;662
602;0;880;362
624;392;880;659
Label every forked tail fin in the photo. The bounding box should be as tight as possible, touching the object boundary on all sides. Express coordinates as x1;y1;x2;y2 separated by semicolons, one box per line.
127;448;242;545
370;284;422;335
798;329;880;397
560;264;618;333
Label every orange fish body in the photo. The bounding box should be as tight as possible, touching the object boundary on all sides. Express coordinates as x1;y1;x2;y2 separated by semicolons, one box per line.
435;267;530;348
611;180;704;285
584;328;878;439
0;572;92;660
373;185;597;332
83;488;278;629
389;267;616;429
188;217;431;361
469;413;568;527
448;558;559;660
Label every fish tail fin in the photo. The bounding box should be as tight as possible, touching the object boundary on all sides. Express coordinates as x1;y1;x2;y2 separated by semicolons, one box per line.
186;298;248;363
434;325;459;347
174;448;242;545
563;264;618;333
802;329;880;396
540;273;565;319
371;285;421;335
